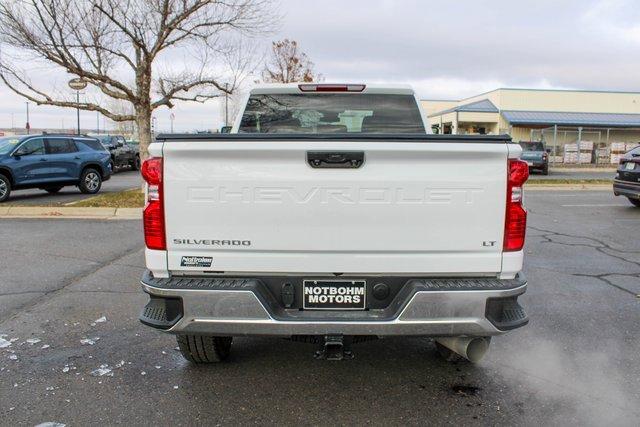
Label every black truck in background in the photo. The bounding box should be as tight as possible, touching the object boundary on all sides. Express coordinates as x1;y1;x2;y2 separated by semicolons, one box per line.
92;134;140;172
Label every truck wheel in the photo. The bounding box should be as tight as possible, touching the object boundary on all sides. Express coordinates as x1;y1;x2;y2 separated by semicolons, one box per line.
542;164;549;175
0;174;11;202
131;155;141;171
79;168;102;194
628;198;640;207
176;334;232;363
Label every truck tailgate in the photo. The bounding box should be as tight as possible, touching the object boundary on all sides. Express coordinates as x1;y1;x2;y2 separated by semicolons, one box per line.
162;139;508;274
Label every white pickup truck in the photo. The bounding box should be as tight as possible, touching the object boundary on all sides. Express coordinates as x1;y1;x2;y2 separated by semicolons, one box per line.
139;83;529;363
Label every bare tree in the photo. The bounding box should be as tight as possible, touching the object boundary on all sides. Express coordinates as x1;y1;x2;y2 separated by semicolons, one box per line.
261;38;320;83
0;0;276;157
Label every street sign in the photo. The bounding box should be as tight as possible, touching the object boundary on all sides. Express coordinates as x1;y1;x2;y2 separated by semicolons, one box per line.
68;78;88;90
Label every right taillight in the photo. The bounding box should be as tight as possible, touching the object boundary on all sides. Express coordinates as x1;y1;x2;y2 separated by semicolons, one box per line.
141;157;165;250
504;159;529;252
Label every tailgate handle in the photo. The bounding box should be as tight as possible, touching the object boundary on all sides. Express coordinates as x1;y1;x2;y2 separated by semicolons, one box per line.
307;151;364;169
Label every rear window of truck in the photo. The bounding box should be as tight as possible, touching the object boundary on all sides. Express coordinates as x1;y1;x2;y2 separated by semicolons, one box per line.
239;94;425;134
519;142;544;151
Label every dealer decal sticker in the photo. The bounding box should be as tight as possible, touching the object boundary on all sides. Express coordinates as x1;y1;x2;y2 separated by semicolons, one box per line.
180;256;213;268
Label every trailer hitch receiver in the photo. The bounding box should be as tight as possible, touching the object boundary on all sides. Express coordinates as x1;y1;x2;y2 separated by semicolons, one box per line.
314;335;353;360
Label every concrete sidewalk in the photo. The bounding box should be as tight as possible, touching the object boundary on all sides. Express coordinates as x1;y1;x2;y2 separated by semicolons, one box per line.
0;206;142;219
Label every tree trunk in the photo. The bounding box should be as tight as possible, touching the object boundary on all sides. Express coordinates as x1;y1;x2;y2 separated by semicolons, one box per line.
136;104;152;161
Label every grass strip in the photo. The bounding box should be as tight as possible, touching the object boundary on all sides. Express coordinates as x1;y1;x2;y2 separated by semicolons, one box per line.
73;189;144;208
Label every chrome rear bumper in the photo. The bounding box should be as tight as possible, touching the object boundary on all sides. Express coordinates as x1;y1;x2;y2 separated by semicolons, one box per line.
140;272;528;337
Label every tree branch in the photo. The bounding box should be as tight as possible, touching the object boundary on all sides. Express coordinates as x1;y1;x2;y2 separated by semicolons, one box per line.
0;65;134;122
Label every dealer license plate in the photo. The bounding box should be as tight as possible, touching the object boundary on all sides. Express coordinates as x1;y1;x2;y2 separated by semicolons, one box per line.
624;162;636;171
303;280;366;310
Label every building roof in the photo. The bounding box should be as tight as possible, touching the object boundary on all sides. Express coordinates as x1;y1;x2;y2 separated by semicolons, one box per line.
502;110;640;128
428;99;498;117
422;87;640;104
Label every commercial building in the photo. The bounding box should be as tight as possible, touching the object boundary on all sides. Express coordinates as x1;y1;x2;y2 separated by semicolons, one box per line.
422;88;640;164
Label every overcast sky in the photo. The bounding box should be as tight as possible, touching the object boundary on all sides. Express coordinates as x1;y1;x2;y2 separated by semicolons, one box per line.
1;0;639;132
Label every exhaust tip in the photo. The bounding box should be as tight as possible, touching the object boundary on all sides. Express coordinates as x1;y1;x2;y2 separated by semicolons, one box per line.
465;337;490;363
435;337;491;363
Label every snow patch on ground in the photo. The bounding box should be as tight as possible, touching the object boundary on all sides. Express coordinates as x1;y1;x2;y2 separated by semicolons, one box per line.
91;316;107;326
90;364;113;377
80;337;100;346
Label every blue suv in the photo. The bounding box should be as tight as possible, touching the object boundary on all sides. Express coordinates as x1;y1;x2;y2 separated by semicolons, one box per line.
0;134;112;202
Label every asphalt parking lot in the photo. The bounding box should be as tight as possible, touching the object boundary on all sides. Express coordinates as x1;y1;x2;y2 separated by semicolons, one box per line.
4;170;142;206
0;190;638;426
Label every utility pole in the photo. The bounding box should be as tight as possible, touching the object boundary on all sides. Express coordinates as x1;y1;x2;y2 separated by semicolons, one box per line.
170;113;175;133
26;102;30;134
11;113;14;131
97;111;100;134
224;83;229;127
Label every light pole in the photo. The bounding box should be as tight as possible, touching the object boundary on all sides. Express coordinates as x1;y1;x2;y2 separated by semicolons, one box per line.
25;102;30;134
68;78;87;135
224;83;229;127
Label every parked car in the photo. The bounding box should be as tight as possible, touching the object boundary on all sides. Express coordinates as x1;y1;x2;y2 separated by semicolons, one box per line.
613;146;640;207
0;134;111;202
519;141;549;175
93;134;140;172
138;83;530;364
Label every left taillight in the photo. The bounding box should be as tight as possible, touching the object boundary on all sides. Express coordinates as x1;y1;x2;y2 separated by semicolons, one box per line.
141;157;165;250
504;159;529;252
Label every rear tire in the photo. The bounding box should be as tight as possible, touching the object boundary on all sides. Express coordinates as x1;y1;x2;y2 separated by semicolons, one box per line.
45;187;63;194
542;164;549;175
176;334;232;364
79;168;102;194
628;197;640;207
131;155;141;171
0;174;11;202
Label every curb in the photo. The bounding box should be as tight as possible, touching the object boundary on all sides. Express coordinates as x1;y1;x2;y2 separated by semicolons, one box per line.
526;184;611;191
549;167;616;173
0;206;142;219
